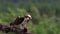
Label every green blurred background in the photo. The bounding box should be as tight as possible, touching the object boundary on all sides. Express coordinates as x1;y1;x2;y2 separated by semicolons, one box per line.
0;0;60;34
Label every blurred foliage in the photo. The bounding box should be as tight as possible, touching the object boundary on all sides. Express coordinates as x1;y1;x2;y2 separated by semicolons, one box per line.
0;0;60;34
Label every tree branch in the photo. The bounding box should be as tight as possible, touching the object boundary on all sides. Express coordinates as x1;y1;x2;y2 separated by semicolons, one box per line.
0;24;31;34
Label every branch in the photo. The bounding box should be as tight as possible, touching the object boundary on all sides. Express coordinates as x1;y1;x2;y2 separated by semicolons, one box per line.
0;24;31;34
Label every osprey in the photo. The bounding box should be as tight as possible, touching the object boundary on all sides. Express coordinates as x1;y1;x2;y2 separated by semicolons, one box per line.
10;14;32;32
